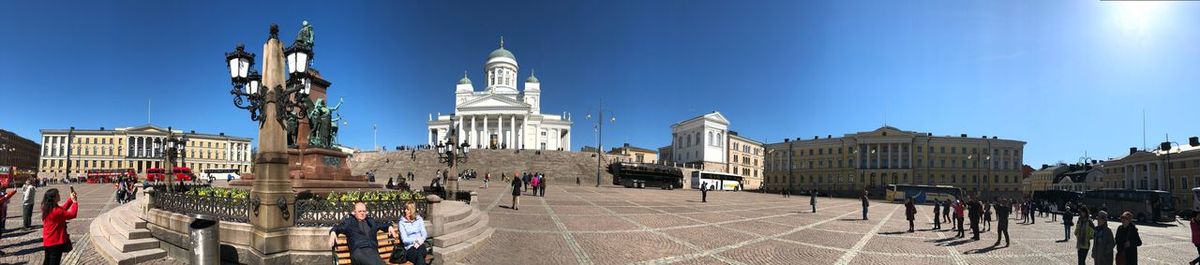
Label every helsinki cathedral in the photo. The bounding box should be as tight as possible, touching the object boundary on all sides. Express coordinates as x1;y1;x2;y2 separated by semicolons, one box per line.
427;37;572;151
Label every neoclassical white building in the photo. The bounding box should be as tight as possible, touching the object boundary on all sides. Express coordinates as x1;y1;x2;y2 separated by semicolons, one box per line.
427;38;572;150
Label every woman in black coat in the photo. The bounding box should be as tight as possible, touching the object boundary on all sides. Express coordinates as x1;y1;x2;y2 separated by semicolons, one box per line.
1115;211;1142;265
510;176;522;210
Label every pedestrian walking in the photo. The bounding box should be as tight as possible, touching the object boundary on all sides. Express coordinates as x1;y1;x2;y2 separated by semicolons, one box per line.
983;200;992;231
993;198;1012;247
510;176;522;210
1093;211;1116;265
968;197;982;240
1052;203;1059;222
41;188;78;265
22;179;35;229
1076;211;1095;265
942;199;951;226
933;199;942;230
1030;200;1037;223
700;182;709;203
1115;211;1142;265
905;198;917;233
483;173;490;189
953;200;965;238
538;174;546;197
522;173;530;192
1063;203;1075;241
861;190;870;220
810;190;817;213
1188;213;1199;265
530;174;540;197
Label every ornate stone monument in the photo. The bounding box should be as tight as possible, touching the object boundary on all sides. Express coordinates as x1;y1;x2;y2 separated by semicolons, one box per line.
233;22;377;192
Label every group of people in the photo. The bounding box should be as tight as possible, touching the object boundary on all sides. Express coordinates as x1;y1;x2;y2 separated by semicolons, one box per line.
0;179;78;265
113;176;138;204
901;195;1153;265
509;172;548;210
329;201;429;265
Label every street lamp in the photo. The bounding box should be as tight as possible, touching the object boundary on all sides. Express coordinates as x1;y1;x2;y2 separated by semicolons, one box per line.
160;127;188;190
968;153;991;197
585;103;615;188
436;118;470;200
226;26;313;127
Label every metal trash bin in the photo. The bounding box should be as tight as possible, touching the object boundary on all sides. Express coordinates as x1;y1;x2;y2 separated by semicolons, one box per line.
189;214;220;265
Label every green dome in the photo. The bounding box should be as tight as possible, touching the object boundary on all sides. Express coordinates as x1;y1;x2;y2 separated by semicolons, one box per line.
525;71;539;83
488;47;515;60
457;71;471;84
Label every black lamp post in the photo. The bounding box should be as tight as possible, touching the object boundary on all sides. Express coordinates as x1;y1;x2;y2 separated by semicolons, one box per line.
65;127;74;182
161;127;188;190
437;119;470;200
585;101;615;188
968;153;991;197
226;30;313;127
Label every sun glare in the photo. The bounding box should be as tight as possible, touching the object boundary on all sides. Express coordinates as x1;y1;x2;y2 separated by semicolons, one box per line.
1111;1;1165;36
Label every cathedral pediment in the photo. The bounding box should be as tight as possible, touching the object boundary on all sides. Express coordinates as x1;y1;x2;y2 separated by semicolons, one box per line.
457;94;528;110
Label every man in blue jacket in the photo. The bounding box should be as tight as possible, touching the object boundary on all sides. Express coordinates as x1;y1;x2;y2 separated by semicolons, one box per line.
328;202;396;265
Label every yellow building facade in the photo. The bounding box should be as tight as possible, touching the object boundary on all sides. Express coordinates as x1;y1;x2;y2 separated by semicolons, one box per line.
728;133;763;190
38;125;252;179
763;126;1026;198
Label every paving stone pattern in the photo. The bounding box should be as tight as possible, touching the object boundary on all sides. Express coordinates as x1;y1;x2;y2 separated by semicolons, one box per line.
458;182;1199;265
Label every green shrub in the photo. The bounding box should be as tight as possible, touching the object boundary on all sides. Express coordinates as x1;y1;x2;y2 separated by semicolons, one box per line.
324;190;425;203
185;187;249;200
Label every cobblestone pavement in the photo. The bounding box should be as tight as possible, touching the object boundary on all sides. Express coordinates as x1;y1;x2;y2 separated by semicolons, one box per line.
0;183;125;265
459;183;1198;265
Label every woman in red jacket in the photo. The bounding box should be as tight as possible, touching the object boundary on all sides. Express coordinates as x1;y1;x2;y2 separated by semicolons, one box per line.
41;188;77;265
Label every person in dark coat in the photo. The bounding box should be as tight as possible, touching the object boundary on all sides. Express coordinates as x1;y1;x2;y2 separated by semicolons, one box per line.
810;190;817;213
933;199;942;230
967;197;982;240
700;182;708;203
905;198;917;233
1115;211;1142;265
860;190;870;220
993;198;1012;247
1063;203;1075;241
942;198;951;226
328;202;395;265
510;177;522;210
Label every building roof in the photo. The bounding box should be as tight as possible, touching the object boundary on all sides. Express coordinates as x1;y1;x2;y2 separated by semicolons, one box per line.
39;124;252;141
1052;164;1096;184
457;71;471;84
525;70;539;83
488;37;515;60
671;111;729;129
728;133;762;145
608;144;655;154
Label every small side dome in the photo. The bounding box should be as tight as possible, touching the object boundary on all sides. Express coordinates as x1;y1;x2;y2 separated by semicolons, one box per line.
457;71;471;84
525;70;539;83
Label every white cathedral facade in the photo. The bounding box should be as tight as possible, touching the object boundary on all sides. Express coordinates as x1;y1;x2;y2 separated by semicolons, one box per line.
427;38;572;151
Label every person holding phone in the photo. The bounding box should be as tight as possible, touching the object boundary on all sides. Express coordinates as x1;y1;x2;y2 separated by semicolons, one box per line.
42;187;78;265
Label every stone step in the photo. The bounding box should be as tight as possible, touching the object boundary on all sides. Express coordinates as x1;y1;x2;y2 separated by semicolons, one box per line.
119;237;160;253
432;211;489;247
434;227;495;265
442;202;473;223
441;207;483;234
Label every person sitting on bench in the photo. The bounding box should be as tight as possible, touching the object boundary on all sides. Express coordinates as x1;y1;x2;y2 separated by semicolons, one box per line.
329;202;396;265
394;201;429;265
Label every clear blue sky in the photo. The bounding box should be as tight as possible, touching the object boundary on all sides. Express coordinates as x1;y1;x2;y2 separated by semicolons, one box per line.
2;0;1198;166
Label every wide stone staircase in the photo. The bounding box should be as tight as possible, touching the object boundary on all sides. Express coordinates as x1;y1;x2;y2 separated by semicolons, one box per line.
90;202;166;265
430;200;494;265
352;149;615;186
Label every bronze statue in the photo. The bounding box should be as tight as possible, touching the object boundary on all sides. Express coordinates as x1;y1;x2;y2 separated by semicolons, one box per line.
306;98;342;148
296;20;314;47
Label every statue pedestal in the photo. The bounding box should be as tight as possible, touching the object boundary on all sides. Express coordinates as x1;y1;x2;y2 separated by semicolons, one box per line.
231;147;380;192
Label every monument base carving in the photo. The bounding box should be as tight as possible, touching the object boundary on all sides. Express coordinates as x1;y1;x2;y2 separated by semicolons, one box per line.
231;147;380;191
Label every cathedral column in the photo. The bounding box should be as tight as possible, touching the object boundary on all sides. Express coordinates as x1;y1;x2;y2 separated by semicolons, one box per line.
521;115;528;149
498;114;505;149
471;115;477;148
510;115;515;149
483;115;489;148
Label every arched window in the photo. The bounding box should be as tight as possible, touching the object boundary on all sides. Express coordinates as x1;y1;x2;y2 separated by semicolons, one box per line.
708;132;714;146
716;132;723;146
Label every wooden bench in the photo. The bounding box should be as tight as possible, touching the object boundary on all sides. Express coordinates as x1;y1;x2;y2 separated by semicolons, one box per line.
333;231;433;265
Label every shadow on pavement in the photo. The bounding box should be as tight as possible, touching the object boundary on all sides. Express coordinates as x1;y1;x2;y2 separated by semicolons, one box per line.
877;231;909;235
0;238;41;250
963;245;1006;254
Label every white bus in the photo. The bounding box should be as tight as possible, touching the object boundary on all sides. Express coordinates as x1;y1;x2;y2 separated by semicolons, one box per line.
202;168;242;181
691;171;743;191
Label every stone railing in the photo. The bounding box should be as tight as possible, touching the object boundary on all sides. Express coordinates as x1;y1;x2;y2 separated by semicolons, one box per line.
294;199;430;227
150;191;253;223
141;182;212;193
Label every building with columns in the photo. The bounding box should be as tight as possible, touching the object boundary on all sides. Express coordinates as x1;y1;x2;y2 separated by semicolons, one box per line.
37;125;253;179
427;38;572;150
1099;136;1200;211
763;126;1026;198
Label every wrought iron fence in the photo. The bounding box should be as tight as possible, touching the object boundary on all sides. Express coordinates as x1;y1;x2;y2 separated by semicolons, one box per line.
294;199;429;227
142;182;212;192
151;191;252;222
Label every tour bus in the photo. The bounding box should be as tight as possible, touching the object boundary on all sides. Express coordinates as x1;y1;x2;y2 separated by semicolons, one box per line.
145;167;195;182
85;168;137;183
1080;189;1175;223
202;168;242;181
609;162;683;189
691;171;743;191
1032;190;1084;214
885;184;964;204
